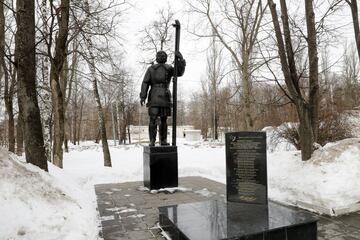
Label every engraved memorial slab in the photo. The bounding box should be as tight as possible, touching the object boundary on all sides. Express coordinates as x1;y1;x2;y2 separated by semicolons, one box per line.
225;132;267;204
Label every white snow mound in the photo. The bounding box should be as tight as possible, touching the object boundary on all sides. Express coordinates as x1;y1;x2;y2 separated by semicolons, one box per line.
269;138;360;216
0;148;100;240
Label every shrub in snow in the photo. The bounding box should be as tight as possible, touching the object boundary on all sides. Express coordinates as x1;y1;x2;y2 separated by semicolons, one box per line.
275;112;353;150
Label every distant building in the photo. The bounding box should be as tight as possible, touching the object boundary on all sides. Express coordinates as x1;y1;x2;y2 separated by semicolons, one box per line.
184;129;201;141
129;125;195;143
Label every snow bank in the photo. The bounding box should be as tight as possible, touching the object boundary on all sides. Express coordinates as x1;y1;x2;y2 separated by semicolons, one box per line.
269;138;360;216
0;148;100;240
62;143;144;186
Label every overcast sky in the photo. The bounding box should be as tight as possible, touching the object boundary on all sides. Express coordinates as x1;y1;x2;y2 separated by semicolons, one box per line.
121;0;208;100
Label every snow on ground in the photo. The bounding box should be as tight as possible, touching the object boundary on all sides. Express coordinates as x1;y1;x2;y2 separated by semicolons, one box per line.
61;136;360;216
2;132;360;239
268;138;360;215
62;138;226;187
0;148;100;240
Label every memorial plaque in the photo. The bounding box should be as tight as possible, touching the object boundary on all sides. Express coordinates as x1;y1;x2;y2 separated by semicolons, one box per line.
225;132;267;204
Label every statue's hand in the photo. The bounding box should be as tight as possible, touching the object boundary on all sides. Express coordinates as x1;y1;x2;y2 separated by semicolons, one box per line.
175;51;183;60
140;99;145;106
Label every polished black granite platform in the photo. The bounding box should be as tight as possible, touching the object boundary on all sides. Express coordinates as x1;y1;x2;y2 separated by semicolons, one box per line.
143;146;178;190
159;200;317;240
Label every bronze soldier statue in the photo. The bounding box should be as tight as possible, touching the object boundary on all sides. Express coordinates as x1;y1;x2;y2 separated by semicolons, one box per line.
140;50;186;146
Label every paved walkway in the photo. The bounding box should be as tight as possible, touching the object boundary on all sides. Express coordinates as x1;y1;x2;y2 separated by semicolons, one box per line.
95;177;360;240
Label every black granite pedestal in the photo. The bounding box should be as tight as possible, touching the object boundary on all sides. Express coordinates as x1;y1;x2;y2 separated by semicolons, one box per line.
143;146;178;190
159;200;317;240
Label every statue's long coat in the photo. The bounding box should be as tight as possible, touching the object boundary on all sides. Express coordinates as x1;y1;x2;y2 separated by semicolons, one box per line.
140;60;186;108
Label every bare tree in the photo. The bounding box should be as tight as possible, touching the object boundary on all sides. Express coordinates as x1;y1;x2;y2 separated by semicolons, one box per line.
1;1;15;153
86;47;112;167
187;0;268;130
346;0;360;61
111;68;136;145
206;34;225;139
139;4;174;63
305;0;320;143
319;44;335;113
68;39;81;145
342;43;360;108
38;0;53;161
16;109;23;155
15;0;47;170
46;0;70;168
199;78;212;138
267;0;319;160
78;0;114;167
0;0;3;82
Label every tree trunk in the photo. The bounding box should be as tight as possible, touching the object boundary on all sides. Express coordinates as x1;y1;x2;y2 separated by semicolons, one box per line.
268;0;318;160
95;128;100;144
6;104;15;152
16;112;24;156
127;124;131;144
64;139;68;152
296;102;314;160
0;0;3;80
15;0;48;171
43;109;52;161
40;0;52;162
214;113;219;140
121;121;127;144
242;57;253;130
89;63;112;166
72;100;78;145
120;105;127;144
77;96;84;145
51;68;65;168
1;0;15;153
62;58;69;153
3;69;15;153
305;0;319;143
49;0;70;168
116;102;124;144
71;44;79;145
82;0;111;167
349;0;360;61
111;104;117;146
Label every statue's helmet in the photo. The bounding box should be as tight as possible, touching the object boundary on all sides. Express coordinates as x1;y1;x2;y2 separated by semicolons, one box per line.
156;51;167;64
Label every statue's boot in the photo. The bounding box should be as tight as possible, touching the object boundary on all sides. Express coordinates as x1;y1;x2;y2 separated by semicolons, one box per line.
149;124;157;147
159;118;169;146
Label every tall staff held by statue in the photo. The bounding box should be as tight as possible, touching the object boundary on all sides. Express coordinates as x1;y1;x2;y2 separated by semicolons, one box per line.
172;20;181;146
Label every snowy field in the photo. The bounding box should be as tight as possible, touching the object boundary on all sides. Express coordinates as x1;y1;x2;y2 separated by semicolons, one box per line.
1;132;360;239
